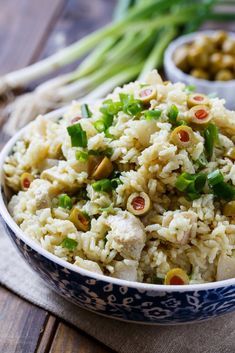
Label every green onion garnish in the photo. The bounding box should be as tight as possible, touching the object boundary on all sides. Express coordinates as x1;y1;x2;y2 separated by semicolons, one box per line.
184;85;196;94
175;172;207;199
102;114;114;128
144;109;162;120
195;152;208;169
212;182;235;202
81;103;92;118
92;177;121;192
167;104;179;125
67;123;87;148
61;238;78;251
100;99;122;116
58;194;72;209
119;93;143;116
204;123;219;160
92;179;113;192
94;120;106;132
75;150;88;161
208;169;224;186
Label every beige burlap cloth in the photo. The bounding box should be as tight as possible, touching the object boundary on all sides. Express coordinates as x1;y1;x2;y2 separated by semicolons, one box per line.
0;222;235;353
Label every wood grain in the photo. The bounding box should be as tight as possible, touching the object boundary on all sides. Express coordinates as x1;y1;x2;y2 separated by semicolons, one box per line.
0;286;48;353
36;316;58;353
0;0;65;74
49;323;115;353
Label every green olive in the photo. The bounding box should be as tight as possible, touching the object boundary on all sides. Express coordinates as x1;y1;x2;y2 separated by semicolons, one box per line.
194;35;215;54
226;147;235;160
170;126;194;148
173;45;190;72
223;201;235;218
213;31;228;48
164;268;189;285
69;208;90;231
127;192;151;216
188;46;209;68
139;86;157;103
222;38;235;55
189;105;212;124
190;69;209;80
187;93;210;108
87;155;102;177
215;69;234;81
210;52;223;72
91;156;113;180
20;172;34;190
221;54;234;70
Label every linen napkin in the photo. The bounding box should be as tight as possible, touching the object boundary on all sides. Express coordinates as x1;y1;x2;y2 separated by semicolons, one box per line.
0;222;235;353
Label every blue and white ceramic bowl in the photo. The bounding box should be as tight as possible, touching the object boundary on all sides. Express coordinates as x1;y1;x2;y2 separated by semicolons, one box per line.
1;109;235;325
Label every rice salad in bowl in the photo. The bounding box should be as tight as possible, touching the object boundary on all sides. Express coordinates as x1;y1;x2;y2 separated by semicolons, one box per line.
3;70;235;287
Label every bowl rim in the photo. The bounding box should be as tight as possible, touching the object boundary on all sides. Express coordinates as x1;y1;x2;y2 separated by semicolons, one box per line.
1;108;235;292
164;30;235;88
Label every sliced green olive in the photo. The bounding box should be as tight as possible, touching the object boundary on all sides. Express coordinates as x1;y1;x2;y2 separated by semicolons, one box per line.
69;208;90;231
226;147;235;160
215;69;234;81
189;105;212;124
164;268;189;285
20;172;34;190
187;93;210;108
127;192;151;216
170;126;194;148
91;156;113;180
190;68;209;80
87;155;102;177
139;86;157;103
223;201;235;218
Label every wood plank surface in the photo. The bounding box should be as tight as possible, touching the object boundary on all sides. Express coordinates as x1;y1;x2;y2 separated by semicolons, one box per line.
0;286;48;353
49;323;115;353
0;0;65;74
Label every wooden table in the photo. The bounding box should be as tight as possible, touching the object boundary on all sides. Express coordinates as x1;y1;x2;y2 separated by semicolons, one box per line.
0;1;115;352
0;1;235;352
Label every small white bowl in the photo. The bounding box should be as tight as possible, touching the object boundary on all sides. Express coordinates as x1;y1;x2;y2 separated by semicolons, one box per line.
164;30;235;110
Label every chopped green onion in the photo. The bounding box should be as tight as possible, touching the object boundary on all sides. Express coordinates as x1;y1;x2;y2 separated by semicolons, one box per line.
204;123;219;160
58;194;72;209
67;123;87;148
212;182;235;201
102;114;114;128
175;172;207;199
111;178;122;188
61;238;78;251
195;152;208;169
167;104;179;125
208;170;224;186
144;109;162;120
151;276;164;284
100;99;122;116
92;179;113;192
75;150;88;161
99;204;115;214
81;103;92;118
94;120;106;132
184;85;196;94
119;93;143;116
175;173;195;192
